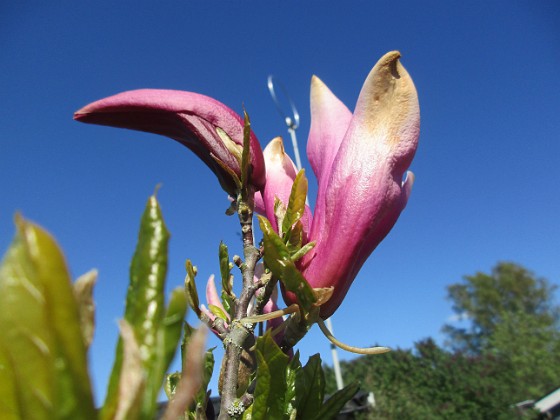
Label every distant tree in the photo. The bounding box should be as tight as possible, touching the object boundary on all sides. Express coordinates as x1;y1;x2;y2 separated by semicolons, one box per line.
324;339;519;419
323;262;560;417
443;262;559;355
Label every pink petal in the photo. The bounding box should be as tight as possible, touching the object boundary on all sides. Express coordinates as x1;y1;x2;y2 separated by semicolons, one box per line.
299;52;420;318
74;89;265;194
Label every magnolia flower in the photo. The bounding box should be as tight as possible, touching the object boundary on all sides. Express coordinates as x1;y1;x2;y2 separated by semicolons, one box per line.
74;89;266;195
259;51;420;318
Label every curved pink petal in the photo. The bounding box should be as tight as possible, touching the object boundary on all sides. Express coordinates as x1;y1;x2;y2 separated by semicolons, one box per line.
74;89;265;194
297;51;420;318
307;76;353;242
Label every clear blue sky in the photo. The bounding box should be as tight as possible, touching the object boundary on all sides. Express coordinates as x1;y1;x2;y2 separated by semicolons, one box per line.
2;1;559;403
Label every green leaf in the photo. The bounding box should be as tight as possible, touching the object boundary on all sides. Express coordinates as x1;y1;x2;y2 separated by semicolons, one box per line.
219;241;232;295
290;241;316;263
259;215;316;312
259;215;291;275
282;169;308;236
164;372;181;400
185;259;201;317
102;195;171;420
146;287;188;410
285;220;303;254
295;354;325;418
284;351;302;417
221;290;235;319
253;333;290;419
208;304;229;322
314;382;360;420
282;263;317;312
193;347;215;415
0;216;96;419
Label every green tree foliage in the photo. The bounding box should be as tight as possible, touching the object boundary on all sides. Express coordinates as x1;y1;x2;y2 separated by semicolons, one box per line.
324;262;560;418
443;262;559;354
325;339;516;419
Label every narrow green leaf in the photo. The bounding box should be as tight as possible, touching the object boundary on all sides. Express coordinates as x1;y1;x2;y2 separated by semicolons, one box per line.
146;287;188;409
281;169;308;236
290;241;316;263
102;195;170;420
221;290;235;319
185;259;201;317
284;351;302;417
314;382;360;420
219;241;232;295
0;216;96;419
295;354;325;418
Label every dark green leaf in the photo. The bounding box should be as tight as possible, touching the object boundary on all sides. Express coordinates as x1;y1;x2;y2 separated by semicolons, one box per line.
253;333;289;419
295;354;325;418
0;216;96;419
314;382;360;420
252;350;271;419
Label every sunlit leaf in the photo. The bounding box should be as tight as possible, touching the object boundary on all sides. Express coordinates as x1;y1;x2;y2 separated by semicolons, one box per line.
252;333;290;419
219;241;232;296
0;216;96;419
185;259;201;317
208;304;229;322
282;263;317;312
102;195;171;420
281;169;308;236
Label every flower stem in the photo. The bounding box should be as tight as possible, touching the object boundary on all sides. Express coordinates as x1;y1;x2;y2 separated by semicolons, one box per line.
218;189;259;419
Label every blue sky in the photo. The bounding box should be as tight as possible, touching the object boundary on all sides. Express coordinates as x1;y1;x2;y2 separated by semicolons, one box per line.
2;1;559;403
